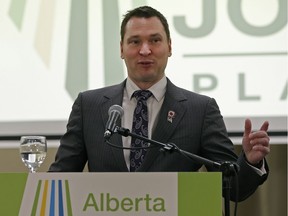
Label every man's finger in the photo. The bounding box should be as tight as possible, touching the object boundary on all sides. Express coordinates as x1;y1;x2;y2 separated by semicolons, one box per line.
260;121;269;132
244;118;252;136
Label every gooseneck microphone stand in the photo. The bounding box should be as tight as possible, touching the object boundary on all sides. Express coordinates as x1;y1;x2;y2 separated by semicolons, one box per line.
107;127;239;216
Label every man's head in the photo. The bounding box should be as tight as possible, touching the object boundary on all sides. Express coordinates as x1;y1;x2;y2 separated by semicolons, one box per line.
120;6;172;89
120;6;171;43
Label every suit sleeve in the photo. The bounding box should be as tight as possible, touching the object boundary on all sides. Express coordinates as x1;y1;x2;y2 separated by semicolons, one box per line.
201;98;269;201
48;93;87;172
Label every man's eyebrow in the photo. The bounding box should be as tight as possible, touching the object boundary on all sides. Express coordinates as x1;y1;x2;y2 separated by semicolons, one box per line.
128;33;162;39
127;35;139;39
150;33;162;37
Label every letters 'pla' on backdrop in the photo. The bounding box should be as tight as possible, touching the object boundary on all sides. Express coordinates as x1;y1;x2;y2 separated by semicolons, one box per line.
0;172;221;216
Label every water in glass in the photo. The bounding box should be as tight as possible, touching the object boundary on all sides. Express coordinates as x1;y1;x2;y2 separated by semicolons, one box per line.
20;136;47;173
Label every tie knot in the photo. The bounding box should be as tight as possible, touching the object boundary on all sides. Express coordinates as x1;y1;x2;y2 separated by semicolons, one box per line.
133;90;152;101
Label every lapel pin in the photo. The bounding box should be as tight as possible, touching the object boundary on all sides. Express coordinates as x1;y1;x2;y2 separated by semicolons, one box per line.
167;111;175;123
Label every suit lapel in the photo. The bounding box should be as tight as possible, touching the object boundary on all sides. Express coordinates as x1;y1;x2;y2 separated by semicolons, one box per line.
138;79;187;171
101;81;129;171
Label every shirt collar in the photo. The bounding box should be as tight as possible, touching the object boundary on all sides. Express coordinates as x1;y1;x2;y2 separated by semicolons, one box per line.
126;76;167;102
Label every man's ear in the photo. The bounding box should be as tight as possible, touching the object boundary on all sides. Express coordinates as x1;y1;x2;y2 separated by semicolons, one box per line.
120;41;124;59
168;39;172;57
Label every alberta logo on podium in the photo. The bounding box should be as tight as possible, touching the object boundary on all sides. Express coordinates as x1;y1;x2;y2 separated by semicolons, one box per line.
27;178;167;215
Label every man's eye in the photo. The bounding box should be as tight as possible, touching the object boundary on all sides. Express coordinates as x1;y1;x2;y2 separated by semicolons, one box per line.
129;40;139;44
151;38;161;43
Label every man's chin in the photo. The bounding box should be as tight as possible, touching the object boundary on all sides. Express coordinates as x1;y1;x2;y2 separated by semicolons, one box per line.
138;75;158;82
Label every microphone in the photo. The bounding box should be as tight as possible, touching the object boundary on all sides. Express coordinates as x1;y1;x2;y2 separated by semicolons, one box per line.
104;105;124;139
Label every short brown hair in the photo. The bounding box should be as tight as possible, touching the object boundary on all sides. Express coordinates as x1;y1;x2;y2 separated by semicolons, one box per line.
120;6;171;42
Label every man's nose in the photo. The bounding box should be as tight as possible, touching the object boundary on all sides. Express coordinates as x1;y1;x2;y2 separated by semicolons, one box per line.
139;43;151;56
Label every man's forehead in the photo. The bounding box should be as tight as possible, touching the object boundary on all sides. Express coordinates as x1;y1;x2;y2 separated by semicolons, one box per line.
124;17;166;38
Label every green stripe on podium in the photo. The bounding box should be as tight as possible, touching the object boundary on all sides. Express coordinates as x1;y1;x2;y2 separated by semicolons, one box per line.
0;173;28;215
178;172;222;216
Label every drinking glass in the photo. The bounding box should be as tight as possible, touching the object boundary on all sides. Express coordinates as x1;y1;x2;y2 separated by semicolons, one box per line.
19;136;47;173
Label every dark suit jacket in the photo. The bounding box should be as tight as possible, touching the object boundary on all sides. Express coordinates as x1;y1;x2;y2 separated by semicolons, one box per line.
49;78;268;201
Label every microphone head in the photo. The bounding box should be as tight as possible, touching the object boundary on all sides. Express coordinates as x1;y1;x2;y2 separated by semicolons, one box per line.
108;105;124;117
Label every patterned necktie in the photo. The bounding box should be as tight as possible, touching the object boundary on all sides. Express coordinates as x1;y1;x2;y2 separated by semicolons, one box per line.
130;90;153;172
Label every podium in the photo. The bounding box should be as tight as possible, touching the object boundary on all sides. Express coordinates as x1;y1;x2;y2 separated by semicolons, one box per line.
0;172;222;216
